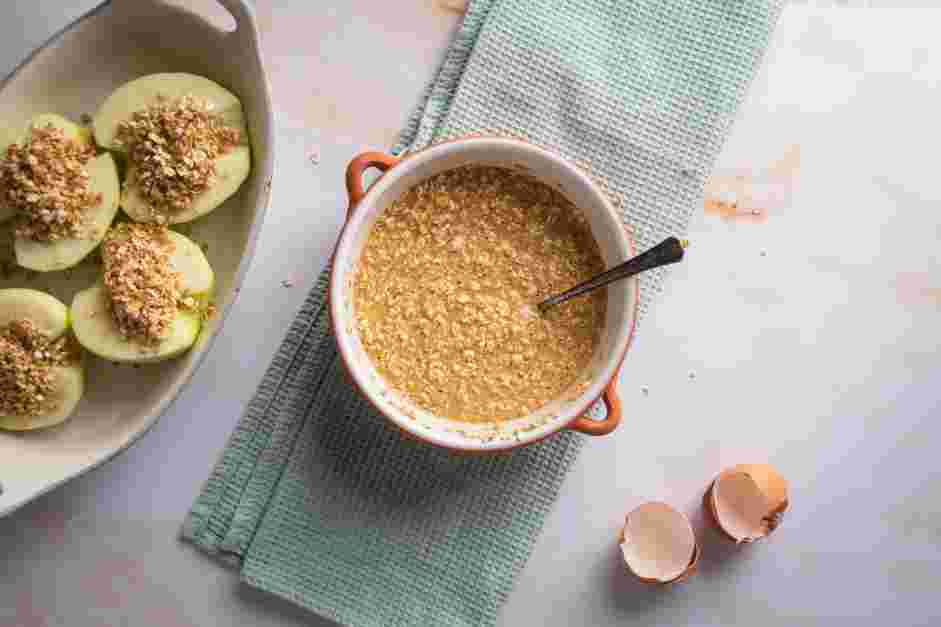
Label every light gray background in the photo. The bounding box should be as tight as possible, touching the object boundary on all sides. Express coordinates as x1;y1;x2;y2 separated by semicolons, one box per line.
2;2;940;627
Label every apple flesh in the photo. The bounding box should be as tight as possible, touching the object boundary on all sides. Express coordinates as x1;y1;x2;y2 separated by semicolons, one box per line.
0;288;69;337
70;285;201;364
100;229;214;298
0;366;84;431
1;114;121;270
93;73;247;151
15;152;121;272
71;229;211;364
0;288;84;431
93;73;250;224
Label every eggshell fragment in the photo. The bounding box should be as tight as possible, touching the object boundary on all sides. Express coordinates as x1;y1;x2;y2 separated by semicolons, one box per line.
618;502;700;584
705;463;788;543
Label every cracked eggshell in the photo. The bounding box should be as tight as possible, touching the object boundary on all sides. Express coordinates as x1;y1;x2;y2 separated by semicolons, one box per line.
705;463;788;543
618;502;700;584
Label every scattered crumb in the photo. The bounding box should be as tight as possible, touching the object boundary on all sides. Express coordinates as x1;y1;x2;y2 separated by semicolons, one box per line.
0;123;100;241
115;95;239;219
641;386;649;396
688;371;696;380
760;250;767;257
178;296;198;311
102;223;182;345
437;0;467;14
202;302;217;322
308;152;320;166
0;319;77;417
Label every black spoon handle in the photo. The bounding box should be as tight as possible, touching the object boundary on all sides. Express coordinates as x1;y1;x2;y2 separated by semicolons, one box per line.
538;237;687;310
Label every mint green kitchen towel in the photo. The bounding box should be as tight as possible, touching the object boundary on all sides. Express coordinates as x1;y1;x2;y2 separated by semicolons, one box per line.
182;1;784;626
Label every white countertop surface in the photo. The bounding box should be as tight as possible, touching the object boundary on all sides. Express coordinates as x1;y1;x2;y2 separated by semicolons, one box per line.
2;2;940;626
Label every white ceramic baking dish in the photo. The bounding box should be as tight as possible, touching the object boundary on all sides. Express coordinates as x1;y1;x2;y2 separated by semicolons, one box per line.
332;138;638;452
0;0;273;516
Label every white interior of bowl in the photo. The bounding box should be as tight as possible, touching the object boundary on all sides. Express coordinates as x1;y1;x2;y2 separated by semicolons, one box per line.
331;138;637;451
0;0;273;515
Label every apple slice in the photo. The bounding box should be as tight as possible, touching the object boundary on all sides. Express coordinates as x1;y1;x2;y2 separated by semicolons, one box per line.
0;288;84;431
1;113;95;224
71;228;211;363
100;228;214;298
29;113;93;147
93;73;247;152
167;231;214;297
0;365;84;431
71;284;201;364
2;114;120;270
93;73;250;224
120;145;250;224
14;152;121;272
0;288;70;338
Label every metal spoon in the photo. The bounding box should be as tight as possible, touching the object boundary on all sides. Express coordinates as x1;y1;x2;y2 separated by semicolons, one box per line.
537;237;687;312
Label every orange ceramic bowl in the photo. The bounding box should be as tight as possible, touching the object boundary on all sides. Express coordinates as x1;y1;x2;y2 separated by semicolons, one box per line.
331;138;638;452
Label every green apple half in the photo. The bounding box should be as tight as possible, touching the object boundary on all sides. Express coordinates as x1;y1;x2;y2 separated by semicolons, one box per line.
70;230;213;364
1;113;94;224
92;73;251;224
0;288;85;431
1;114;121;271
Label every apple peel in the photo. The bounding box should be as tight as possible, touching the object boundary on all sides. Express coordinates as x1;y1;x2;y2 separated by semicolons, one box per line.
705;463;788;543
618;502;700;584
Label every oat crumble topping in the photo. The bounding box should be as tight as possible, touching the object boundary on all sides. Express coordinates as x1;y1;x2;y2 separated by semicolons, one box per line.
201;302;217;323
0;124;100;241
354;166;606;423
102;223;182;345
0;319;76;417
115;95;240;220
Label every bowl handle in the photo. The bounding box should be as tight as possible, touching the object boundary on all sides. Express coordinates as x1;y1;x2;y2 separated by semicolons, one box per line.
567;379;622;436
345;152;401;218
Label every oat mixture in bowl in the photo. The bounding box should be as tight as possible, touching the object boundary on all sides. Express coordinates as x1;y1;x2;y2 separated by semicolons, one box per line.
353;166;606;423
331;138;639;452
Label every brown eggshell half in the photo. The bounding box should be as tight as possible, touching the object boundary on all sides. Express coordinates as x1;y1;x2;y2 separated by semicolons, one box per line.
705;463;789;543
618;502;700;584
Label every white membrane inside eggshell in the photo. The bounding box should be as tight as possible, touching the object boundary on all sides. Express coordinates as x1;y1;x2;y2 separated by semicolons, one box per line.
712;471;771;541
620;502;696;582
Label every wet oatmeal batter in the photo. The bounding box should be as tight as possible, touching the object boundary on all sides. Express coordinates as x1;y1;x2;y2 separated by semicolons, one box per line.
354;166;606;423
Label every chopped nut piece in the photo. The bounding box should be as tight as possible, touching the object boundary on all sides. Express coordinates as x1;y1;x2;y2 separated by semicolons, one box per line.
116;95;240;219
201;302;217;323
102;223;182;345
0;124;100;241
353;166;606;423
0;319;77;417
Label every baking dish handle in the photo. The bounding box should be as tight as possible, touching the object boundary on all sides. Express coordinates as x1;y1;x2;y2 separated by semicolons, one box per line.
214;0;256;30
345;152;401;218
116;1;259;35
567;379;622;436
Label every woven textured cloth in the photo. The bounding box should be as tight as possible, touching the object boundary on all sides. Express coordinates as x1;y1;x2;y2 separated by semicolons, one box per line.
182;1;784;626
